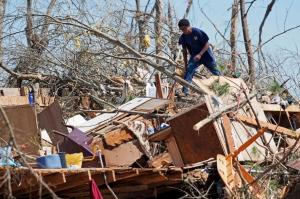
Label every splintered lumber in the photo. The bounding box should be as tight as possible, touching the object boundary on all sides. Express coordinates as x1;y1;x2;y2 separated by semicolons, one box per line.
148;127;172;142
148;152;173;168
193;93;256;131
217;128;267;198
222;114;235;154
236;114;299;139
103;128;134;147
155;73;163;98
260;103;300;113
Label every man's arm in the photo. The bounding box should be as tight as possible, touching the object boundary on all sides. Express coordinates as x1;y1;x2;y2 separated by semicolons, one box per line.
194;41;209;61
182;47;188;70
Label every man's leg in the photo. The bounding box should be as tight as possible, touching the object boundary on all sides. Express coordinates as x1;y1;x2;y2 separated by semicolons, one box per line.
205;62;221;76
182;60;199;95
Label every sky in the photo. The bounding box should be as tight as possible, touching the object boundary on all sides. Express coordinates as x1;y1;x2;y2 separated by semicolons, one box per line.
173;0;300;54
5;0;299;53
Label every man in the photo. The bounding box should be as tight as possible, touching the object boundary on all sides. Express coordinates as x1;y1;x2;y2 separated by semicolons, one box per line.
178;19;221;96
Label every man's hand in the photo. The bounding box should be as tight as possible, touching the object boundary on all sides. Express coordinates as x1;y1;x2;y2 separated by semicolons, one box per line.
193;53;202;61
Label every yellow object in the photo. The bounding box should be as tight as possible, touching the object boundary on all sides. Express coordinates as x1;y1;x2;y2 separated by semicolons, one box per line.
143;34;151;48
65;152;83;168
74;36;81;49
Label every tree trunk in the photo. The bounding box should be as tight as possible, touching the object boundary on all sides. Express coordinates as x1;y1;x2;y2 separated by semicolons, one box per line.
0;0;6;63
240;0;255;87
155;0;163;64
135;0;145;52
167;0;176;60
230;0;238;74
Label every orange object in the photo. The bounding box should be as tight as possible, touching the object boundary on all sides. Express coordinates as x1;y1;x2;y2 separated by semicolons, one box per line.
217;128;267;198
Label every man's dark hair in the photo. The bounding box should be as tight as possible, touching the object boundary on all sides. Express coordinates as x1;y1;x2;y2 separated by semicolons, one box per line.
178;19;190;28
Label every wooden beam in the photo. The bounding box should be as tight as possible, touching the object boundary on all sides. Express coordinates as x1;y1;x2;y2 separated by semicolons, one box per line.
236;114;299;139
13;172;67;196
148;127;172;142
165;135;184;167
222;114;235;154
260;103;300;113
155;73;163;98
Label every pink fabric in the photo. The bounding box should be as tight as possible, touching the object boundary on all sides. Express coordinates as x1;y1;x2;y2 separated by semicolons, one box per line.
90;179;104;199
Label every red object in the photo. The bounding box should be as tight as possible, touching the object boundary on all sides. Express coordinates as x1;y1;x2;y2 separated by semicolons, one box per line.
90;179;104;199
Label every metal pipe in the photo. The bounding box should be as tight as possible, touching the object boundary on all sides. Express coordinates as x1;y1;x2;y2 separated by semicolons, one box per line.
98;151;118;199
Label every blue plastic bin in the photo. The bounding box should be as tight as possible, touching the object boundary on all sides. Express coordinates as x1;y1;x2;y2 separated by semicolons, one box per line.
36;154;62;169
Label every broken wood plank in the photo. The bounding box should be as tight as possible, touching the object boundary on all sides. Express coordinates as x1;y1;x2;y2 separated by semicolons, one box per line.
0;88;20;96
236;114;299;139
134;98;171;113
103;128;134;147
193;93;256;131
165;135;184;167
38;101;69;145
2;105;40;155
13;172;67;195
155;73;163;98
148;152;173;168
260;103;300;113
148;127;172;142
222;114;235;154
0;96;28;106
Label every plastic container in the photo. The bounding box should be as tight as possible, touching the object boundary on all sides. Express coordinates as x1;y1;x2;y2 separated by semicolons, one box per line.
65;152;83;169
36;154;62;169
28;91;35;105
146;83;156;97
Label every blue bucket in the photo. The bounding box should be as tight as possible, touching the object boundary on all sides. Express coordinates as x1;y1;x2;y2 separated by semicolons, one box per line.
36;154;62;169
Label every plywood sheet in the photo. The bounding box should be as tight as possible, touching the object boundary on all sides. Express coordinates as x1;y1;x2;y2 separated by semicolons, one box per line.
134;98;171;113
38;101;68;145
79;97;151;133
260;103;300;113
2;105;39;155
165;135;184;167
102;140;143;166
168;103;224;165
0;96;28;106
0;88;20;96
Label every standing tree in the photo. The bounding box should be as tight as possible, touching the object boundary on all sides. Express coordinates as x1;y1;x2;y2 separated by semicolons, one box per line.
230;0;238;74
240;0;255;87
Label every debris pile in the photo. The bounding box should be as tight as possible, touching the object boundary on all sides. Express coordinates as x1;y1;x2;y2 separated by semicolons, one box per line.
1;76;300;198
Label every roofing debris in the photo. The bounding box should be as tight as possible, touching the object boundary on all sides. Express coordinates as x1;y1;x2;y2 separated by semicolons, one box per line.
1;77;300;198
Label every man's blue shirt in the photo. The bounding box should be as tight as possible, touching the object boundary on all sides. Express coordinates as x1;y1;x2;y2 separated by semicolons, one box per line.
178;27;215;65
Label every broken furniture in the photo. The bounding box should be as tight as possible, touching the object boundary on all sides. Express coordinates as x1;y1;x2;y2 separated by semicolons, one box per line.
149;102;225;167
217;128;267;198
52;127;94;157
